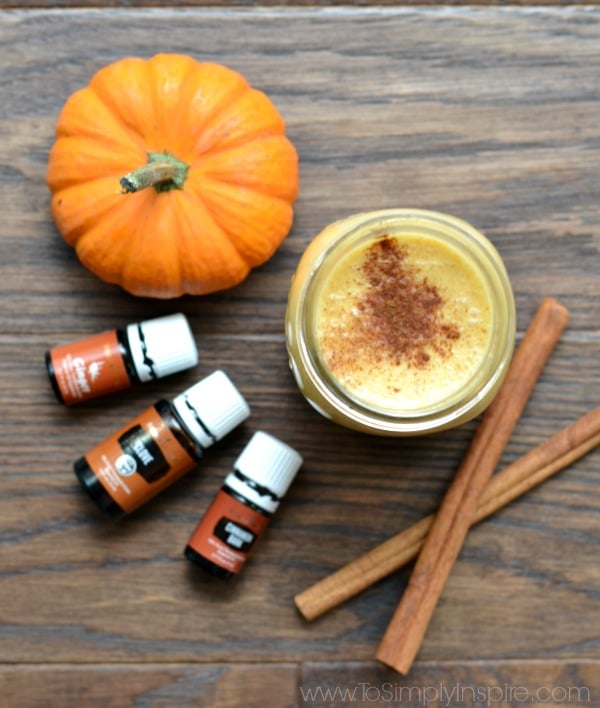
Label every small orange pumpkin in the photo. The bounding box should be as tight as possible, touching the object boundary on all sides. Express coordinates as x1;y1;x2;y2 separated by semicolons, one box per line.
47;54;299;298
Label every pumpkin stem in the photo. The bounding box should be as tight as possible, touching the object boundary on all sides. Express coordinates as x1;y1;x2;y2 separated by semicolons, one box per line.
120;151;189;194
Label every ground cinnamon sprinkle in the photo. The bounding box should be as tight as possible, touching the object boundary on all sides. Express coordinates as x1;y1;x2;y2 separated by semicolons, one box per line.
323;236;461;377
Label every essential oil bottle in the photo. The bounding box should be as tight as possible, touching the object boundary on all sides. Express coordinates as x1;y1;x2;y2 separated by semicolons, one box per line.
185;431;303;579
74;370;250;519
46;313;199;405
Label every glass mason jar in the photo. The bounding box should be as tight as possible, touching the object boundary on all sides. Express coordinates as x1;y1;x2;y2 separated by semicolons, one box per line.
285;209;516;436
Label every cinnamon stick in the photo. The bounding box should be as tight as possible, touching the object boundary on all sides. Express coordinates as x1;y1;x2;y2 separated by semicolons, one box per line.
295;407;599;621
376;297;569;674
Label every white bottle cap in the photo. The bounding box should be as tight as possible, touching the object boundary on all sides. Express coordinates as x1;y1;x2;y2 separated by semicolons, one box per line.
172;370;250;448
127;313;199;382
226;432;303;513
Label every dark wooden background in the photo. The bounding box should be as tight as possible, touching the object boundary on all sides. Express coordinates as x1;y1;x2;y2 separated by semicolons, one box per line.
1;4;598;707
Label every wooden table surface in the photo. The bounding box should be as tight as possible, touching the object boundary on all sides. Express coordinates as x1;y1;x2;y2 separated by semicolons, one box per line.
1;4;599;707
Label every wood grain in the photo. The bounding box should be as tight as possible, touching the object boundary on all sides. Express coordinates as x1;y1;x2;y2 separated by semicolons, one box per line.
0;664;299;707
0;6;598;706
1;1;596;7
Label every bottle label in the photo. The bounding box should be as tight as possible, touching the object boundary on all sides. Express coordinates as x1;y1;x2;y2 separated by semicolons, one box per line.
83;406;197;513
49;331;130;405
187;490;270;574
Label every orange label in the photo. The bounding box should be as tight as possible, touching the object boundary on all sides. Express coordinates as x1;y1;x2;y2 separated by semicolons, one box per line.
49;331;131;405
84;406;197;513
187;490;270;574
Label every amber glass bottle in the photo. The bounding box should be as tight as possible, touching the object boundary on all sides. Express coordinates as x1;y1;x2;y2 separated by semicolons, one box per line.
46;313;198;405
74;371;250;519
185;431;302;578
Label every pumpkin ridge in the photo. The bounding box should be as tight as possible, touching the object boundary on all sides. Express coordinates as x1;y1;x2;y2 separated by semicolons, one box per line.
172;189;249;294
48;135;146;193
189;91;286;161
187;87;267;155
74;193;149;284
116;191;183;298
189;124;288;163
146;53;197;142
188;175;294;267
176;67;249;159
88;58;159;148
54;87;147;157
51;176;145;244
184;63;249;122
58;119;145;155
179;176;252;268
191;144;299;202
213;213;279;267
200;173;294;205
86;85;149;154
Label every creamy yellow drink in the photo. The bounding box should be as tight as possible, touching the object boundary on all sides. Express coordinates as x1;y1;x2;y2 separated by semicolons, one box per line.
314;232;493;413
286;209;515;436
